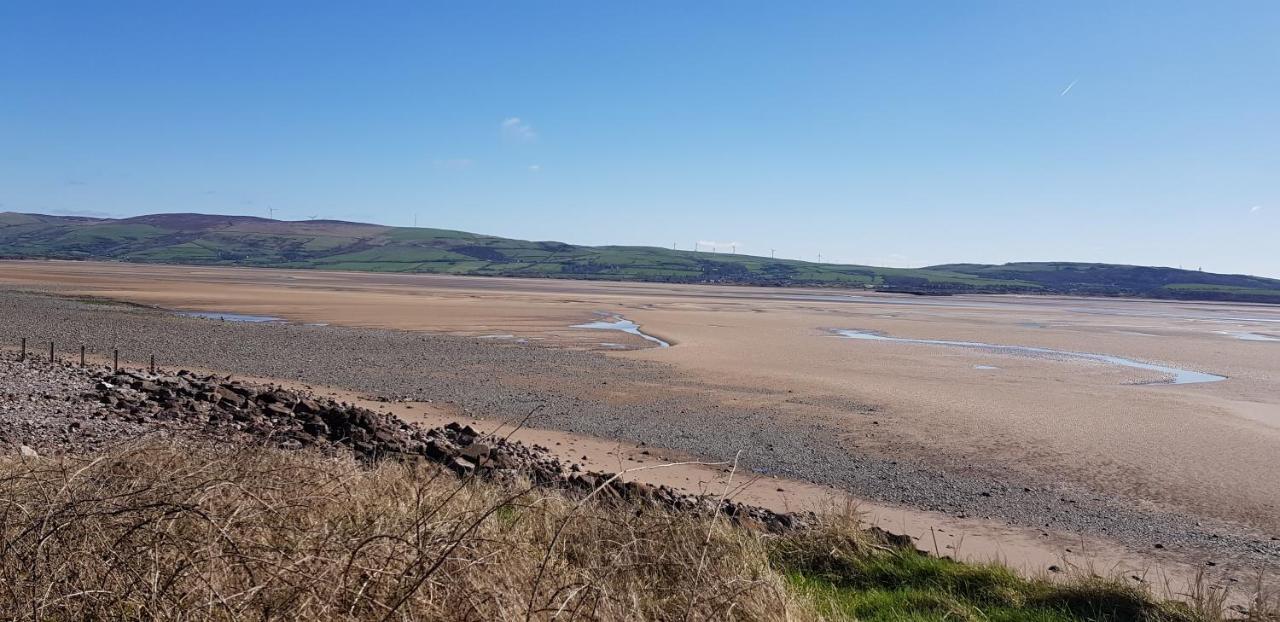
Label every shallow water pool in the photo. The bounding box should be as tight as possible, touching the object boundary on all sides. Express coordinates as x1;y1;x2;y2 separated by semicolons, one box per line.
571;316;670;348
834;329;1225;385
178;311;283;323
1216;331;1280;342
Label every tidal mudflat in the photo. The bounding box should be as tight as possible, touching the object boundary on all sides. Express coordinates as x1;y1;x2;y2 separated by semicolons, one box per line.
2;260;1278;590
832;328;1227;385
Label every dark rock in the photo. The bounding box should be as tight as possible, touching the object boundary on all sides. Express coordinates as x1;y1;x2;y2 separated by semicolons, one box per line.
461;442;492;463
302;417;329;438
424;439;457;460
450;457;476;475
214;386;245;408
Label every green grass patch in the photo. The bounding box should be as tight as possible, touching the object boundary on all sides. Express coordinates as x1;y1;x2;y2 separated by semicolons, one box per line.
790;572;1079;622
384;226;482;242
771;516;1202;621
313;246;473;264
52;224;167;249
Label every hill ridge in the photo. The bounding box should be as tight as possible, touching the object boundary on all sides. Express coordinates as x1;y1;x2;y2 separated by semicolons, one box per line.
2;211;1278;303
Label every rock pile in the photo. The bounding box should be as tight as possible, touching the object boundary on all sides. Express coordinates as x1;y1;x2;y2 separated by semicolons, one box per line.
19;361;807;532
91;369;430;458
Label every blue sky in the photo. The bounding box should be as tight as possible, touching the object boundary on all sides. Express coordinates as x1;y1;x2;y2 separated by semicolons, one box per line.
1;2;1276;276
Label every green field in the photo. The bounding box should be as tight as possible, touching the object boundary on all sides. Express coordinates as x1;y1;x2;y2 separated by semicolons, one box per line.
3;212;1279;303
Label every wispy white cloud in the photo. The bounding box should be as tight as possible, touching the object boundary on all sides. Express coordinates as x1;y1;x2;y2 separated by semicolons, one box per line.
433;158;475;171
501;117;537;142
1250;205;1262;214
1060;79;1078;96
527;164;541;172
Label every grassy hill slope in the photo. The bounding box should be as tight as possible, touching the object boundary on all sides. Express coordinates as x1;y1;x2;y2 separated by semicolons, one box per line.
3;211;1278;303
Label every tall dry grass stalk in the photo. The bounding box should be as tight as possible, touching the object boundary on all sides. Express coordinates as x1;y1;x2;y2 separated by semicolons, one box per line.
0;442;813;621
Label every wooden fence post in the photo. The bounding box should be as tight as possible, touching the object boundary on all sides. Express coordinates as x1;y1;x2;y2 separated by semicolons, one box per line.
113;349;119;372
49;341;54;363
19;338;25;361
80;345;86;367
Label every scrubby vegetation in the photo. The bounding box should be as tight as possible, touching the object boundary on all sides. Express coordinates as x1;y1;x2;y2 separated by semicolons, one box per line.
2;443;1272;620
3;211;1279;302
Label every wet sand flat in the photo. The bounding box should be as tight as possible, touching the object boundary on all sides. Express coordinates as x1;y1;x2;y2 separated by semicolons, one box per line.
1;260;1278;569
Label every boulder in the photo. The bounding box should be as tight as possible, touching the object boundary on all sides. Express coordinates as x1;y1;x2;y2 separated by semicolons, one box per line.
460;442;492;463
214;386;245;408
373;427;397;444
425;439;457;460
302;417;329;438
450;457;476;476
227;383;256;398
273;390;298;404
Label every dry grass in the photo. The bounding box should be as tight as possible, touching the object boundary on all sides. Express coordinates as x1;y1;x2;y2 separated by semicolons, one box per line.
0;442;809;621
1;442;1274;621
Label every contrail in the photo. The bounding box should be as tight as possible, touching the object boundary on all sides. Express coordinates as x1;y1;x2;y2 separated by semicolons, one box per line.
1060;79;1078;96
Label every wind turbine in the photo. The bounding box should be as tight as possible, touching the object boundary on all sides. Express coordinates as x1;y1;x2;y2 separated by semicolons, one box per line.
266;206;276;219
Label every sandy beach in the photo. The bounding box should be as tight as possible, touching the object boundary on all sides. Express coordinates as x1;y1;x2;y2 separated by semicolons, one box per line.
1;260;1277;596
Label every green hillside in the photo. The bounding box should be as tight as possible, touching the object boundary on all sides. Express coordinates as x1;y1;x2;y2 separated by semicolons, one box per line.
2;212;1278;303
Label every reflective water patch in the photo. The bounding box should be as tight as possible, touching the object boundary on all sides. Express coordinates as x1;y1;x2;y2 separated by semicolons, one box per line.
833;329;1225;385
178;311;283;323
571;316;670;348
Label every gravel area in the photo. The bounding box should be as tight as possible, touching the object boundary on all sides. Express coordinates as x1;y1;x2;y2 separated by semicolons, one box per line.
2;288;1277;573
0;357;157;453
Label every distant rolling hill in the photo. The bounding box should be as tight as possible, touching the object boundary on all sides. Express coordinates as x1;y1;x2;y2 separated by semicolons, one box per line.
2;211;1279;303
